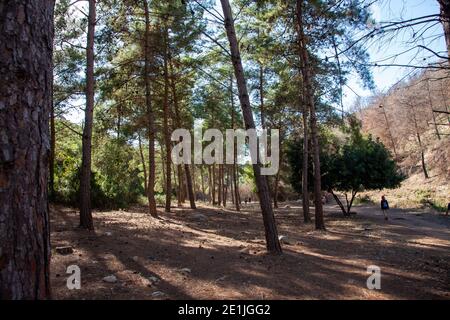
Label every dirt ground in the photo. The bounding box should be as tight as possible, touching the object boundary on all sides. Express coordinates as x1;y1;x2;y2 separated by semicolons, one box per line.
50;201;450;300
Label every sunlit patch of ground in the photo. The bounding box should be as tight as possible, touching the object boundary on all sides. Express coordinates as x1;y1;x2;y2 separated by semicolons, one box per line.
50;201;450;300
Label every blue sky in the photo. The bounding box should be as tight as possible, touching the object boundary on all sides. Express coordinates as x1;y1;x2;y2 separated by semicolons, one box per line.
343;0;447;108
66;0;447;123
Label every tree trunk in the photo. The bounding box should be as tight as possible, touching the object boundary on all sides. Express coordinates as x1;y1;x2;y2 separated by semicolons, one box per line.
217;165;222;206
137;131;148;195
192;164;197;201
301;111;310;222
79;0;96;230
208;165;213;204
184;164;196;209
259;64;265;129
296;0;325;230
168;57;196;209
49;99;56;201
222;165;227;207
426;80;441;140
200;165;206;201
230;74;241;212
212;163;216;205
412;110;429;179
438;0;450;58
163;26;171;212
272;136;281;209
143;0;157;217
328;188;351;216
220;0;282;254
161;143;166;195
176;165;182;207
0;0;54;299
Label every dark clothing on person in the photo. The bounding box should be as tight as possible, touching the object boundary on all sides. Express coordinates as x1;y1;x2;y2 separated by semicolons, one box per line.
381;199;389;210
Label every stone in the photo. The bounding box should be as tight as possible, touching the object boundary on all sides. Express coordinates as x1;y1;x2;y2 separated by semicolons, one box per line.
102;275;118;283
278;235;292;245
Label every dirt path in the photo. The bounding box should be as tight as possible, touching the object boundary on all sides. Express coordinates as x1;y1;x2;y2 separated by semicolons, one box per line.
50;202;450;300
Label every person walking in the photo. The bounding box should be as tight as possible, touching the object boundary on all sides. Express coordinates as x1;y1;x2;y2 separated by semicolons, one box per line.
381;195;390;221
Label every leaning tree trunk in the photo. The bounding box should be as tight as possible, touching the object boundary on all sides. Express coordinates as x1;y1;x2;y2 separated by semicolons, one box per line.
438;0;450;58
296;0;325;230
0;0;54;299
79;0;96;230
220;0;282;254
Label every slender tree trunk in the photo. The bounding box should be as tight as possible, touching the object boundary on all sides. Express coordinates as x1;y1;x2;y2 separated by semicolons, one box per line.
296;0;325;230
0;0;54;299
412;111;429;179
201;165;206;201
161;143;166;195
192;164;197;201
138;131;148;195
230;74;241;212
168;58;196;209
220;0;282;254
381;106;398;159
259;64;265;129
162;26;171;212
273;136;282;209
212;163;216;205
218;164;222;206
208;165;213;204
426;80;441;140
230;166;235;204
184;164;196;208
177;165;182;207
301;111;311;222
143;0;157;217
50;100;56;201
79;0;96;230
222;165;227;207
438;0;450;58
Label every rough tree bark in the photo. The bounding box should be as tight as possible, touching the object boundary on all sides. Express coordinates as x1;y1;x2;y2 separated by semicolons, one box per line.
0;0;54;299
438;0;450;58
143;0;157;217
220;0;282;254
79;0;96;230
296;0;325;230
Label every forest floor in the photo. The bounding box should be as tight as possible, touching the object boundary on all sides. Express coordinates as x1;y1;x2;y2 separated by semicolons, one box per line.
50;201;450;300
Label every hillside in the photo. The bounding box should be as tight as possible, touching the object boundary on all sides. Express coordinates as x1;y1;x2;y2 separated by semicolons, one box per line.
358;69;450;210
